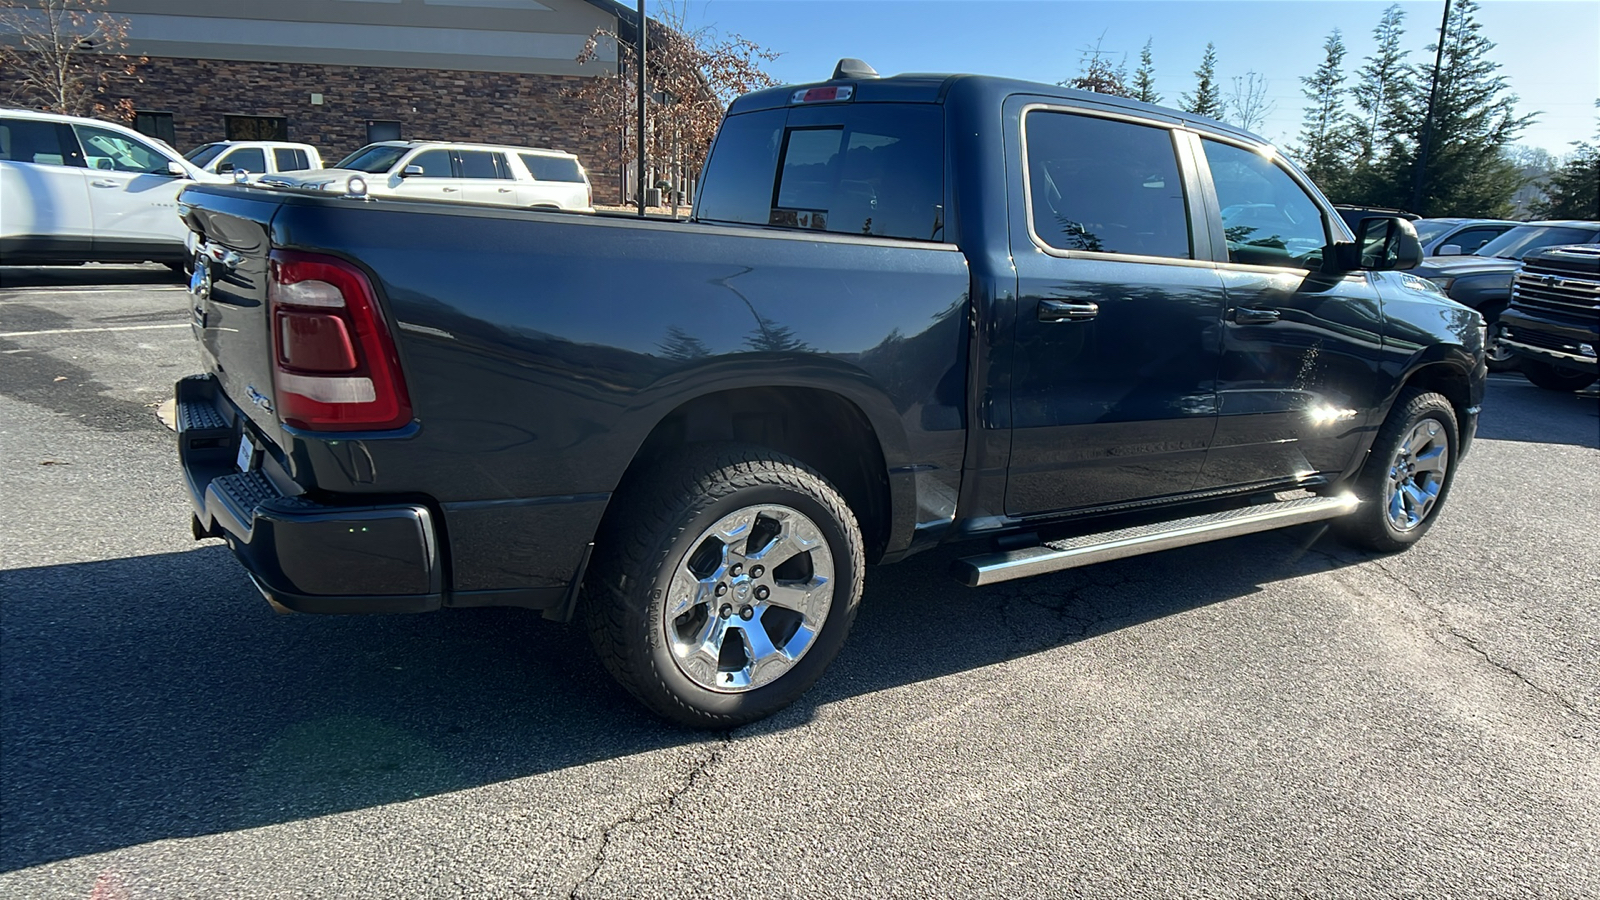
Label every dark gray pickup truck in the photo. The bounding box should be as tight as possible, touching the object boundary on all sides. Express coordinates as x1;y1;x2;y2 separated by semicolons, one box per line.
174;62;1485;726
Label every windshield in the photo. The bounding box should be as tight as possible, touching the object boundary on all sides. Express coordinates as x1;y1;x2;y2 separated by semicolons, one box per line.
186;143;226;166
1412;220;1455;243
335;145;408;173
1476;225;1600;259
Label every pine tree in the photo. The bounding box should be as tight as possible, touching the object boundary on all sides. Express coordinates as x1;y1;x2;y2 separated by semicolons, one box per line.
1131;39;1160;105
1062;34;1130;98
1388;0;1535;215
1295;29;1353;195
1533;130;1600;219
1344;4;1411;204
1181;43;1222;118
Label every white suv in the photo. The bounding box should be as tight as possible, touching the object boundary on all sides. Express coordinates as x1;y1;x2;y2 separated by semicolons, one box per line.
0;108;220;266
185;141;323;180
262;141;593;211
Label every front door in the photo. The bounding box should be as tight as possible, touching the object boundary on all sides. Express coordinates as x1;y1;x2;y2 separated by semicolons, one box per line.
70;123;188;248
386;147;459;201
1191;136;1385;489
1005;106;1227;517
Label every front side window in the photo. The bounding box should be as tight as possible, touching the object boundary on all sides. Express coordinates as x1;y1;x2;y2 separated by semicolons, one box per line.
1025;111;1191;259
0;118;73;166
1202;139;1328;269
337;145;408;173
220;146;266;174
72;125;168;174
406;149;452;177
1446;226;1507;255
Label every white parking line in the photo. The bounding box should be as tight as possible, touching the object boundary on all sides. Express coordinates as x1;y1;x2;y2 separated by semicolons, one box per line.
0;287;186;297
0;323;190;338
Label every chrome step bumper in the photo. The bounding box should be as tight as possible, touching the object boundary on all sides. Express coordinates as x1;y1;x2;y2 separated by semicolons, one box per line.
953;494;1359;587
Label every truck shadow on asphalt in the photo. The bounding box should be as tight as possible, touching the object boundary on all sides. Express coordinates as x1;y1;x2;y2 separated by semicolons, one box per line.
0;526;1367;872
0;265;185;289
1475;375;1600;449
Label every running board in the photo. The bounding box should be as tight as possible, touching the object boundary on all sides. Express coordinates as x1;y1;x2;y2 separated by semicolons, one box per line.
953;494;1358;587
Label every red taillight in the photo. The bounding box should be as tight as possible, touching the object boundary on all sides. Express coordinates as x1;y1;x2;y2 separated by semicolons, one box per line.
268;250;412;431
790;85;854;104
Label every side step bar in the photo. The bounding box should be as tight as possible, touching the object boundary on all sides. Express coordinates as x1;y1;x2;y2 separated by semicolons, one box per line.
954;494;1358;587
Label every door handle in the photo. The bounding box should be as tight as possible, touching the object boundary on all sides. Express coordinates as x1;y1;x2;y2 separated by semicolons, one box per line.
90;179;119;188
1231;307;1281;324
442;187;458;193
1037;299;1099;322
498;187;513;193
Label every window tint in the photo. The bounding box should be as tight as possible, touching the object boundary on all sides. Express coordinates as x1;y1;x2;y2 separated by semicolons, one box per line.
407;149;452;176
695;109;785;227
1025;112;1190;259
0;118;73;166
771;106;943;240
274;147;310;171
518;153;585;182
455;149;501;179
1446;227;1505;254
221;146;266;174
72;125;169;174
1202;139;1328;269
337;144;408;173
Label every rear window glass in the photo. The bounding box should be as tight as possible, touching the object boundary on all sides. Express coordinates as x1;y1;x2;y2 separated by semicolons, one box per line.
518;153;584;182
0;118;72;166
698;105;945;242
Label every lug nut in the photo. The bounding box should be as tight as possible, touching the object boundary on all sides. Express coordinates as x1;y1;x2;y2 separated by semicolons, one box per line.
739;605;754;620
715;583;728;596
750;565;764;578
719;603;733;619
755;585;770;601
729;563;743;577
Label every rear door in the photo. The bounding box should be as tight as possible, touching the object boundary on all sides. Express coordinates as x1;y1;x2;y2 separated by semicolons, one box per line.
70;122;189;250
1003;102;1226;516
1190;134;1385;489
455;149;519;205
0;117;92;253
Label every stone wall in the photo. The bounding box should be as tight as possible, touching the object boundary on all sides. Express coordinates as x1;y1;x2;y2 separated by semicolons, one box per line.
106;56;622;200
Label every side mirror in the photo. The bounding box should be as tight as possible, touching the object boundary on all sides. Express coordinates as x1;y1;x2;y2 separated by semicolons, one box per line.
1336;216;1424;272
400;165;424;177
216;161;234;173
1437;244;1462;256
166;160;188;178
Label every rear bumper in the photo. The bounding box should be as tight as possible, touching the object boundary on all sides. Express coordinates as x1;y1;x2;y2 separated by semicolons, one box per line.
176;374;443;614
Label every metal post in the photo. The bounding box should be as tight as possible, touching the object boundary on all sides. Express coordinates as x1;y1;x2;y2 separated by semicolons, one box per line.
636;0;647;216
1410;0;1451;215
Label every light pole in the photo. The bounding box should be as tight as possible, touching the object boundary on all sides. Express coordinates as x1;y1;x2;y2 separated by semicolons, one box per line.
1409;0;1452;215
635;0;647;216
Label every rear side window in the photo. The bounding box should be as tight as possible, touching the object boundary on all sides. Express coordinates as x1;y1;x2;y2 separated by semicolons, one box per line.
455;149;502;179
221;146;266;174
0;118;74;166
274;147;310;171
518;153;585;182
698;105;945;242
407;149;452;176
1025;111;1191;259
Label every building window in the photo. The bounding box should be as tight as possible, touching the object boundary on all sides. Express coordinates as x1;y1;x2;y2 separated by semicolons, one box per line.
225;115;288;141
367;120;402;143
133;111;176;146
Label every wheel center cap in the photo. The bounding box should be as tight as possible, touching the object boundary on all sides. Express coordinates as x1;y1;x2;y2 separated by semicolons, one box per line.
736;582;750;599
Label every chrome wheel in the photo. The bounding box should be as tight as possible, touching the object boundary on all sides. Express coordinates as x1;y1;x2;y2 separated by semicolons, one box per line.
1485;321;1514;364
1384;419;1450;532
662;504;835;693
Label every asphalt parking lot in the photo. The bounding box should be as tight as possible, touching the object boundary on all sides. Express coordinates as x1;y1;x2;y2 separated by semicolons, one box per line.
2;265;1597;899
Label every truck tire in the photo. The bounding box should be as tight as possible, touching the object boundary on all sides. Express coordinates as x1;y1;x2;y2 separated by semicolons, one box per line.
1334;389;1459;553
1479;303;1517;373
1519;361;1597;393
582;444;865;728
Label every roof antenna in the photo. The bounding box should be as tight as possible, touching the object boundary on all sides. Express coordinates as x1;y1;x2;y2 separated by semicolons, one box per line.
832;59;878;80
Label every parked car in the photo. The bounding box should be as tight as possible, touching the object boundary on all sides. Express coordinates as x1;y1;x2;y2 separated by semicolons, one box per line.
1412;220;1600;370
185;141;323;180
259;140;593;211
0;108;221;266
1412;217;1518;257
1499;243;1600;392
173;62;1482;728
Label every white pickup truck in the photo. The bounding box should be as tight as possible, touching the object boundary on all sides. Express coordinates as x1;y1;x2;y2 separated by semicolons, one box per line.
185;141;324;180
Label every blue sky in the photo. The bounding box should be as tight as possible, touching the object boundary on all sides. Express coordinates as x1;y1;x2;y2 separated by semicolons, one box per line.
666;0;1598;157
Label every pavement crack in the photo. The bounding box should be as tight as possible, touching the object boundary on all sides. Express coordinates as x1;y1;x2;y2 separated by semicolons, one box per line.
1367;557;1590;722
568;733;730;899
